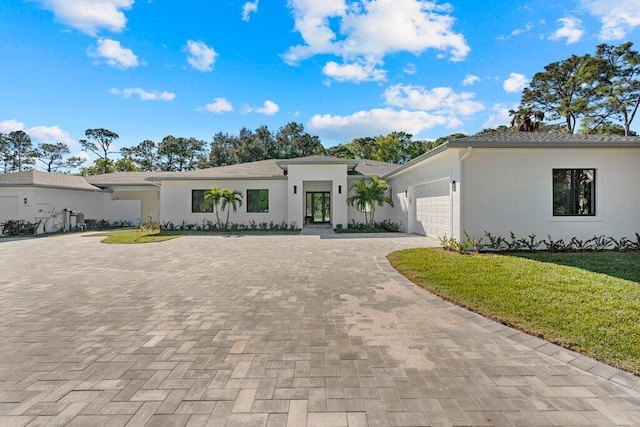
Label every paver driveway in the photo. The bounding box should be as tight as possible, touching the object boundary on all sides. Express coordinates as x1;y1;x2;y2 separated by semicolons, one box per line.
0;233;639;426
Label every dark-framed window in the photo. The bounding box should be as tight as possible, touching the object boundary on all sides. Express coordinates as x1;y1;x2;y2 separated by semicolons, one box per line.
192;189;212;213
247;189;269;213
552;169;596;216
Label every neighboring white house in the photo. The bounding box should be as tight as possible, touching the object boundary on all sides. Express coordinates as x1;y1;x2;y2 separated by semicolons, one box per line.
0;171;157;233
1;131;639;240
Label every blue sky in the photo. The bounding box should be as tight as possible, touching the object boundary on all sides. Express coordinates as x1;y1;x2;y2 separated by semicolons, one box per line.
1;0;639;163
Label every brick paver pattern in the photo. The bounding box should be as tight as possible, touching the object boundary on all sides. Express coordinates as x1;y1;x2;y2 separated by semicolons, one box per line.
0;233;639;426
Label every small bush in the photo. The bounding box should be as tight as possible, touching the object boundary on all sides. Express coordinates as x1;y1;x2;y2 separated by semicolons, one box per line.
483;231;506;251
1;219;39;236
477;231;640;253
518;234;541;252
96;219;110;229
338;219;401;233
505;232;523;251
588;235;611;251
542;235;567;253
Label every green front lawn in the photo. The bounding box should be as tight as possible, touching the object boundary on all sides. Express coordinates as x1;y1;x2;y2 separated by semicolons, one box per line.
97;228;300;244
100;229;183;244
387;249;640;374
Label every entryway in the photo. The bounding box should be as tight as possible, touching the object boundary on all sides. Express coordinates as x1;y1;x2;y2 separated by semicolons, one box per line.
306;192;331;224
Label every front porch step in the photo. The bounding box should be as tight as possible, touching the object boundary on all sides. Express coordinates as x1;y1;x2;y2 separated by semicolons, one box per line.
299;224;335;235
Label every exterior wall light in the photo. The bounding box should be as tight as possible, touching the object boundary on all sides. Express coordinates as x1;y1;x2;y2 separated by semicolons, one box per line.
452;180;456;192
293;185;297;194
338;185;342;194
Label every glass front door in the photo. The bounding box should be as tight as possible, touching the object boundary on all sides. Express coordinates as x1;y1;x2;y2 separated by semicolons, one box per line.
306;192;331;224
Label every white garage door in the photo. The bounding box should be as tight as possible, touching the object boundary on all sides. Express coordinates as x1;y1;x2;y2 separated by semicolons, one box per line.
412;179;451;238
0;196;19;227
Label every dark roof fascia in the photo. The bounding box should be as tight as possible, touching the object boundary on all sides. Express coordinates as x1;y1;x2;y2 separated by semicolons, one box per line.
146;175;287;181
382;143;451;179
447;140;640;149
93;182;160;188
0;183;110;192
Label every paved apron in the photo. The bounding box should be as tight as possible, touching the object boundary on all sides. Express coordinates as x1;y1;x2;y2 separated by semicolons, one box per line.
0;233;639;426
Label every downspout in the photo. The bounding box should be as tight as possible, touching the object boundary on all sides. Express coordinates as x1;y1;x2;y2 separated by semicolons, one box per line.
458;147;472;240
460;146;472;162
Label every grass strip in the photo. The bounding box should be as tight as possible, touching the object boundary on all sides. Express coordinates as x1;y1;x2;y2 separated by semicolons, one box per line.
101;229;182;244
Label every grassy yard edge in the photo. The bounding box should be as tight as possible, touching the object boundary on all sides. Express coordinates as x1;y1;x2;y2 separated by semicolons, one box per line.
387;248;640;376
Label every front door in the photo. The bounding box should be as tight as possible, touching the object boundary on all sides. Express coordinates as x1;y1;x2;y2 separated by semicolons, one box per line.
306;192;331;224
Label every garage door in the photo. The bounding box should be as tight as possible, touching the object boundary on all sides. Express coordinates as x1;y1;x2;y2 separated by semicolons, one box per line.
412;179;451;238
0;196;19;229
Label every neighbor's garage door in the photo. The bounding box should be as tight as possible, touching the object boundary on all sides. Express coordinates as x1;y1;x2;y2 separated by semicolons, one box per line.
0;196;19;228
412;179;451;238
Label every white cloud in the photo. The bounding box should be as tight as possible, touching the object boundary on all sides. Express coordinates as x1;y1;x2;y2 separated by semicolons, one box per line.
242;0;259;22
308;108;458;141
581;0;640;40
204;98;234;113
462;74;480;86
0;119;25;133
403;63;417;75
383;84;484;116
27;125;76;146
482;104;514;129
496;23;533;40
550;17;584;44
110;88;176;101
503;73;529;93
0;120;75;146
322;61;386;83
32;0;134;36
283;0;470;82
90;38;139;68
255;100;279;115
185;40;217;72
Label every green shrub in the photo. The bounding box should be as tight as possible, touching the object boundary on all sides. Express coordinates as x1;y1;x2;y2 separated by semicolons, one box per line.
1;219;39;236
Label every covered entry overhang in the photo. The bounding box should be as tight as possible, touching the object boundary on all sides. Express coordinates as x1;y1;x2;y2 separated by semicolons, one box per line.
276;157;357;229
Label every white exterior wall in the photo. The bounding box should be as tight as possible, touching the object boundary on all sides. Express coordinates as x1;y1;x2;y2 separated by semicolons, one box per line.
0;186;111;233
103;200;142;224
159;179;288;225
386;150;462;238
111;188;160;223
287;165;348;228
461;148;640;241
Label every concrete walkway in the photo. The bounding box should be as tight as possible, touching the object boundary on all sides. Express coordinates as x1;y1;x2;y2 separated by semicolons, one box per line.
0;233;639;426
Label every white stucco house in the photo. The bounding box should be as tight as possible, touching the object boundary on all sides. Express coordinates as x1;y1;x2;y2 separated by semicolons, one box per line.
1;131;639;241
382;132;640;242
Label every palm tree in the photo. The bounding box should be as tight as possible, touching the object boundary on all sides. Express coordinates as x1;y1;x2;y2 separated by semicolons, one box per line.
205;187;223;227
346;177;393;225
220;189;243;229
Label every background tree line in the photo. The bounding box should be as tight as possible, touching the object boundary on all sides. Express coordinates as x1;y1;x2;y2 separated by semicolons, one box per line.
514;42;639;135
1;42;637;175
